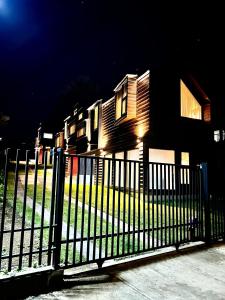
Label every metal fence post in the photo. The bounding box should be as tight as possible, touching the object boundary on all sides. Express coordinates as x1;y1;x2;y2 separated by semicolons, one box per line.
200;162;211;244
53;148;65;269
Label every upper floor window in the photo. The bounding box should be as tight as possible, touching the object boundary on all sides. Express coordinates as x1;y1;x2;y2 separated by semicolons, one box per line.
77;127;85;138
180;80;202;120
94;106;99;129
78;112;83;120
69;124;76;135
116;83;127;120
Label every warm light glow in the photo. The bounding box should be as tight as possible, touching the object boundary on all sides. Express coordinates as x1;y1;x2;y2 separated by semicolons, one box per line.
78;113;83;120
181;152;189;165
100;137;107;149
137;125;145;138
43;133;53;139
149;148;175;164
94;105;98;129
77;127;85;137
180;80;202;120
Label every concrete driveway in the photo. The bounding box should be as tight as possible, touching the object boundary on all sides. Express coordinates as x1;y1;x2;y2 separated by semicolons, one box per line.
28;242;225;300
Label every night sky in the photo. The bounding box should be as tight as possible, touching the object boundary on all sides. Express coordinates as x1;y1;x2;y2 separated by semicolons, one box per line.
0;0;224;147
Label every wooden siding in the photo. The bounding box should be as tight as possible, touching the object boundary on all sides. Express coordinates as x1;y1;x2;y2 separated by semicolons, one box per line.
127;76;137;120
102;96;137;152
136;70;150;137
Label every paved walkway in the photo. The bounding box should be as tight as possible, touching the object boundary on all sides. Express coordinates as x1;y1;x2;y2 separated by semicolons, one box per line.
26;243;225;300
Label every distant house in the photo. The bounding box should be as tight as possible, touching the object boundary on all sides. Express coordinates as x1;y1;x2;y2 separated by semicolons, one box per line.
35;124;54;164
54;69;212;186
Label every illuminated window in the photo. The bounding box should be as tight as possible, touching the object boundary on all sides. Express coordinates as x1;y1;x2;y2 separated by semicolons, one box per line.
94;106;99;129
181;152;189;165
77;127;85;138
180;80;202;120
149;148;175;189
181;152;190;184
78;113;83;120
116;83;127;120
69;124;76;135
214;130;225;142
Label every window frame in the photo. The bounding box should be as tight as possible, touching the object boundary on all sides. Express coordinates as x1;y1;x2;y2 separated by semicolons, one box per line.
94;105;99;130
115;82;128;121
180;80;202;120
77;127;85;138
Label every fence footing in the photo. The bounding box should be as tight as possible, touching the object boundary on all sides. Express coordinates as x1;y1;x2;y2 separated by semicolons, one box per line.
175;243;180;251
47;269;64;290
97;259;105;269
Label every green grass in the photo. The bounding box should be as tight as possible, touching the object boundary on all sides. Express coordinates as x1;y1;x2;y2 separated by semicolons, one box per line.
2;166;201;272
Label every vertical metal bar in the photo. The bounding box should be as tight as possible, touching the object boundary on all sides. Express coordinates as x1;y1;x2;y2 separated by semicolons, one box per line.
143;161;146;251
8;149;20;271
190;167;193;241
122;159;126;255
87;158;93;262
133;162;136;252
80;157;87;263
152;163;155;249
179;165;182;243
160;164;163;247
48;150;57;265
195;166;200;239
28;149;38;267
128;161;131;254
168;164;171;245
105;159;111;258
172;165;175;245
199;166;204;240
99;157;105;260
111;159;116;257
39;151;48;266
53;149;65;269
147;162;150;250
93;157;99;260
201;163;210;243
65;156;73;265
164;164;167;246
19;150;29;269
156;164;159;248
186;166;189;241
117;160;121;256
138;162;141;252
175;165;179;245
182;167;185;241
73;157;80;264
0;148;9;270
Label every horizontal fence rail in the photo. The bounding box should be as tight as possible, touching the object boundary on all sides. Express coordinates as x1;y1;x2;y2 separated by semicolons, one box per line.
0;148;224;275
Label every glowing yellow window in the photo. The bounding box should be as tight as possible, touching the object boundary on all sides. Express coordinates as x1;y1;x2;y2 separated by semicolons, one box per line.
180;80;202;120
116;91;122;120
94;106;99;129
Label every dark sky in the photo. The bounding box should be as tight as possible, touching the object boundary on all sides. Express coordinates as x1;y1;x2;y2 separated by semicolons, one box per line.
0;0;224;146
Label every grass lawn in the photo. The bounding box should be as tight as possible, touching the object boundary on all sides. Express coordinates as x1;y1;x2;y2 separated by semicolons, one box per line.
2;164;202;271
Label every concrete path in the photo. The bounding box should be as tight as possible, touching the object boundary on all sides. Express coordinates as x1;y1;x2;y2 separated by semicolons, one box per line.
27;243;225;300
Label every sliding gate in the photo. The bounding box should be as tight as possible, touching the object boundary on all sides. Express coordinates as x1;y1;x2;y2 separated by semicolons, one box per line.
0;149;224;274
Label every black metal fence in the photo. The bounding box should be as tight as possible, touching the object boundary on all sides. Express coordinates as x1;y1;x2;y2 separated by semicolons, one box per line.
0;149;224;275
